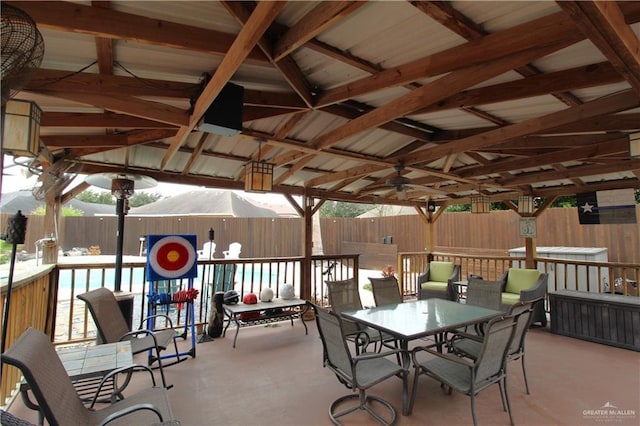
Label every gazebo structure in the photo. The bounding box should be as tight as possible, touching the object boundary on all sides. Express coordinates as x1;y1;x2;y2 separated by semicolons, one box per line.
2;1;640;300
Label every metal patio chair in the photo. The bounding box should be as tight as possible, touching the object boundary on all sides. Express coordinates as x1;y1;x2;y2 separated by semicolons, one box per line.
410;315;517;425
326;278;396;353
310;303;408;426
1;327;177;426
368;276;403;306
78;287;181;389
450;300;537;394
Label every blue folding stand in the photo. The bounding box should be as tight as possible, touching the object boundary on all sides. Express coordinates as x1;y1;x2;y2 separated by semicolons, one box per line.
146;278;197;363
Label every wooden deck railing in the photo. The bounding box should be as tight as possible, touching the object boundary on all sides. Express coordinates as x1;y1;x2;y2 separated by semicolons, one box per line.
2;251;637;406
398;251;639;298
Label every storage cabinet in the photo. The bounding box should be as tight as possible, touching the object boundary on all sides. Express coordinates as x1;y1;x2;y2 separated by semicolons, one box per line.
549;290;640;351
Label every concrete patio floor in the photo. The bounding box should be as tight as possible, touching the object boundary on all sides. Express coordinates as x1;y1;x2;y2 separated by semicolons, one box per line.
6;316;639;426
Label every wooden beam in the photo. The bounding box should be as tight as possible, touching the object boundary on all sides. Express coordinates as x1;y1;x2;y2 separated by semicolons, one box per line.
10;1;268;63
404;90;640;165
161;1;286;170
272;1;364;61
40;112;177;128
314;11;580;107
312;41;572;151
34;90;190;126
559;1;640;95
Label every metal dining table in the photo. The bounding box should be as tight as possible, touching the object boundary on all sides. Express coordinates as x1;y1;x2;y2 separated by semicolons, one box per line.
342;298;502;415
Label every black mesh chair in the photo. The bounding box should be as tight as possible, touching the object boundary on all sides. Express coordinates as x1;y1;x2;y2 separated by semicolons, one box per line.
410;315;517;425
310;303;408;426
368;276;403;306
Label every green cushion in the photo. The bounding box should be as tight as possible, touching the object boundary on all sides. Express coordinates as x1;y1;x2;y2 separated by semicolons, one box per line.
501;292;521;305
421;281;449;292
429;262;454;283
504;268;541;294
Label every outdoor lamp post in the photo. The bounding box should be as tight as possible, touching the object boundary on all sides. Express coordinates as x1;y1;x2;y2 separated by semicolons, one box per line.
85;173;157;292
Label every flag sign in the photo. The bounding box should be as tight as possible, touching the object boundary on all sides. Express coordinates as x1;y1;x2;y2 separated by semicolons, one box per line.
577;189;637;225
146;234;198;281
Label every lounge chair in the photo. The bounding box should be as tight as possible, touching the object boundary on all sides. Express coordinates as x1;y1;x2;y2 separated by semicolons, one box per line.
498;269;548;326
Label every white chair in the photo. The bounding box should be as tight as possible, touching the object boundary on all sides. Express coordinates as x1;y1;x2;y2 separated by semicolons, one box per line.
199;241;216;259
223;242;242;259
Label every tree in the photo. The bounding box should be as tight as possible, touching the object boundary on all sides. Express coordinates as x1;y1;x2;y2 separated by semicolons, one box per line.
129;192;163;207
32;205;84;216
76;190;115;205
319;201;372;217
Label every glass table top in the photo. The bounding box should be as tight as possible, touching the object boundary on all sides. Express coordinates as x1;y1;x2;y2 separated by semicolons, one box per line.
342;299;501;340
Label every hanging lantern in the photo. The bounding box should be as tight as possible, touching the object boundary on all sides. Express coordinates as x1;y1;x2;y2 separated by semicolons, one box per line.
2;99;42;157
470;194;490;214
517;195;535;214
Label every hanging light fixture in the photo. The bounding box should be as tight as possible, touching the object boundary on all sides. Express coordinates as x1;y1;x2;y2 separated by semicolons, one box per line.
245;140;274;193
471;194;490;214
517;195;535;214
630;132;640;159
2;99;42;157
427;200;437;213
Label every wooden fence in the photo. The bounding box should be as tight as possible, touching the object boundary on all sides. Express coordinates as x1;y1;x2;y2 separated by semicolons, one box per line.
1;206;638;263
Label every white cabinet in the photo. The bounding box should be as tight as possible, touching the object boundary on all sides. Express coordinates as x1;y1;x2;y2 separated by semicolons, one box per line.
509;246;609;293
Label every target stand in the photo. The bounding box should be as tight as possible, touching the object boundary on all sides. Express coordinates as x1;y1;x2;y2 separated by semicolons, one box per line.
146;234;199;363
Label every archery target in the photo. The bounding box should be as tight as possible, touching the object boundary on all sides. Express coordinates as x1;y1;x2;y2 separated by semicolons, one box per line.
146;234;198;281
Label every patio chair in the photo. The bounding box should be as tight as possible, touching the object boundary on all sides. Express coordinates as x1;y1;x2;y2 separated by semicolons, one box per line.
409;315;517;425
368;276;403;306
310;303;408;426
222;242;242;259
465;278;503;311
1;327;177;426
417;261;461;301
326;278;397;353
77;287;181;389
498;269;548;326
449;301;537;394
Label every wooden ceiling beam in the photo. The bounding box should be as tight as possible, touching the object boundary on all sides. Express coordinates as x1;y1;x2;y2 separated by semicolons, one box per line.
33;90;190;126
314;11;580;107
223;1;314;108
459;136;630;178
499;160;640;187
559;1;640;95
272;1;364;62
405;90;640;165
161;1;286;170
9;1;269;63
312;41;571;151
40;112;177;128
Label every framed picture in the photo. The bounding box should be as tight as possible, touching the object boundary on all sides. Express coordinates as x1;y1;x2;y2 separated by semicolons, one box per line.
519;217;537;238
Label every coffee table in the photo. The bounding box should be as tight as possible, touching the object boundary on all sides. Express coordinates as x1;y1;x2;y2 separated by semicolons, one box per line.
223;298;309;348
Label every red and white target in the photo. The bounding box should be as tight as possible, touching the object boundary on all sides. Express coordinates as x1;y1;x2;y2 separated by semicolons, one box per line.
146;234;198;281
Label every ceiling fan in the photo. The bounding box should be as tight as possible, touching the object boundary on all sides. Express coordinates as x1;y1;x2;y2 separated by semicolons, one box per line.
384;163;448;200
386;164;411;193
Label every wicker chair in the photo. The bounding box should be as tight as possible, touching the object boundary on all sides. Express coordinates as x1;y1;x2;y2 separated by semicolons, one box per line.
417;261;461;301
498;269;548;326
1;328;177;426
310;303;408;426
326;278;396;353
409;315;517;425
78;287;181;389
451;300;537;393
368;276;403;306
